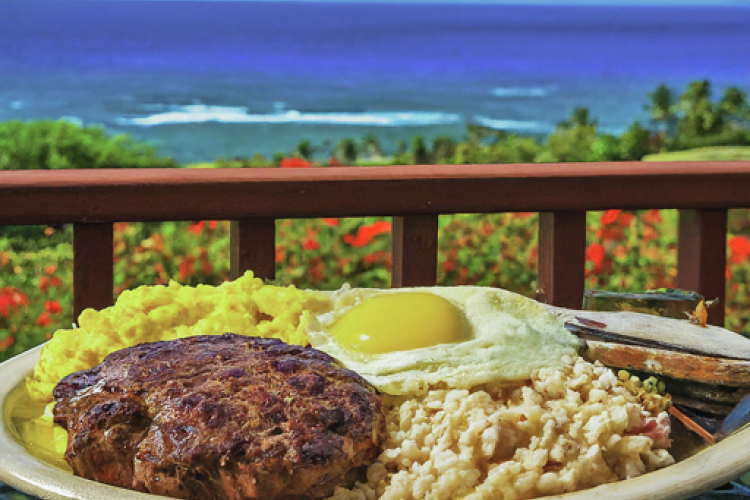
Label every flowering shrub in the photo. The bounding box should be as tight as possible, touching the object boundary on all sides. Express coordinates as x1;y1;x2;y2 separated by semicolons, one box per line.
274;217;393;290
113;221;229;293
279;157;313;168
585;209;678;292
438;213;538;294
0;239;73;360
3;209;750;361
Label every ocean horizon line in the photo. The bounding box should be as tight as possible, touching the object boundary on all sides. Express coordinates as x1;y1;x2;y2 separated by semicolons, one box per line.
11;0;750;6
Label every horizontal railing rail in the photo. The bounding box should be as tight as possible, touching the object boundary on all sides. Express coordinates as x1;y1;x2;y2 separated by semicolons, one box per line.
2;160;749;327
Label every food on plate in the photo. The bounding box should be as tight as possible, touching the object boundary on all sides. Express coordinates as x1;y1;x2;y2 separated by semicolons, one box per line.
17;279;681;500
552;307;750;418
306;286;674;500
326;359;673;500
27;272;332;403
52;334;385;500
306;285;581;396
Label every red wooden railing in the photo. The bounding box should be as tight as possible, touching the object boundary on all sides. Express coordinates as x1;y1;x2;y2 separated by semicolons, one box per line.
2;161;748;327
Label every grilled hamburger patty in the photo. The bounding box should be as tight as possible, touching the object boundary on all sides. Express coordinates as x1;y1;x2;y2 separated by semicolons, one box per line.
53;334;386;500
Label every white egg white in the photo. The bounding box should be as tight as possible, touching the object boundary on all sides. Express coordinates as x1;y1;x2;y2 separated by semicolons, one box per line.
306;285;581;396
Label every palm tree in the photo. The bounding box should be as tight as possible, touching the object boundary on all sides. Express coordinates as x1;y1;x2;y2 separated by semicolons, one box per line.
465;124;492;146
720;87;749;128
411;135;429;164
295;140;313;160
644;84;676;135
558;107;597;129
678;80;711;114
431;136;457;163
361;134;383;159
335;137;357;165
677;80;723;137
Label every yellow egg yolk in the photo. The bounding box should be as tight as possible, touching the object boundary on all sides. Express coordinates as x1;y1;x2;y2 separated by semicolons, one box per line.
329;292;469;354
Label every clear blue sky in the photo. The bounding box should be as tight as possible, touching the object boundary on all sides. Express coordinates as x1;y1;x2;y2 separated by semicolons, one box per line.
212;0;747;4
103;0;750;4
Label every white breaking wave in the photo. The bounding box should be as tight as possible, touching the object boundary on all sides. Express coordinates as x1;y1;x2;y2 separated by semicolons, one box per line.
491;86;550;98
474;115;553;132
116;105;462;127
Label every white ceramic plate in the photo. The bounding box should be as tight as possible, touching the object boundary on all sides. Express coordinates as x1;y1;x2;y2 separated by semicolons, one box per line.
2;344;750;500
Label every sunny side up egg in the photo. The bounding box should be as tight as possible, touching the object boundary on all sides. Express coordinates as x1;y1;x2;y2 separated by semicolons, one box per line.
307;286;582;397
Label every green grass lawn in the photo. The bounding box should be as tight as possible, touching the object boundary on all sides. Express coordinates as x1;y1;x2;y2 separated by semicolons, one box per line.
185;162;219;168
643;146;750;162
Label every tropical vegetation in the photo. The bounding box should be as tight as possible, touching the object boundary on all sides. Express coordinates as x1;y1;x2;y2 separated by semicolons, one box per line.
2;79;750;363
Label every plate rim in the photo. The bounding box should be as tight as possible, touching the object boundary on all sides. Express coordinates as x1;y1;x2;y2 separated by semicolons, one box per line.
1;344;749;500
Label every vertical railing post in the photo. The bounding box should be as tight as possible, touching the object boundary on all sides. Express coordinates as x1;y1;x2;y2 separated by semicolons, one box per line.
392;215;438;288
230;218;276;281
73;223;114;320
537;211;587;309
678;209;727;326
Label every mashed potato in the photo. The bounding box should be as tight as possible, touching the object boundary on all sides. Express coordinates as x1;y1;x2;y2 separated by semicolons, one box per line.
326;357;674;500
26;271;332;402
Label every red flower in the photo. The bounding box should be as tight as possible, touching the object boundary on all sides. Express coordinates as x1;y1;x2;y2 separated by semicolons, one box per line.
280;157;313;168
729;236;750;263
0;296;10;318
12;289;27;306
51;277;61;288
322;218;339;227
202;262;213;274
208;220;218;230
275;246;285;264
515;212;535;219
620;212;635;227
179;256;196;281
328;156;342;167
599;226;626;242
613;246;628;259
39;276;50;293
586;243;605;271
303;238;320;251
642;226;658;243
642;209;662;225
187;222;204;235
151;233;165;253
345;221;393;248
36;312;51;327
0;288;28;317
363;251;388;265
601;209;622;226
45;300;63;314
443;260;457;273
729;236;750;255
45;265;57;275
0;336;14;350
307;257;324;283
368;220;392;233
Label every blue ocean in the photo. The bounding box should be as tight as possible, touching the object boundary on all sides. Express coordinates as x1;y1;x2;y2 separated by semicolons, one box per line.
0;1;749;163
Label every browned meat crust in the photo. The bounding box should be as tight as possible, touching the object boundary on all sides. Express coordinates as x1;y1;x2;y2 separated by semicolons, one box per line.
53;334;385;500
